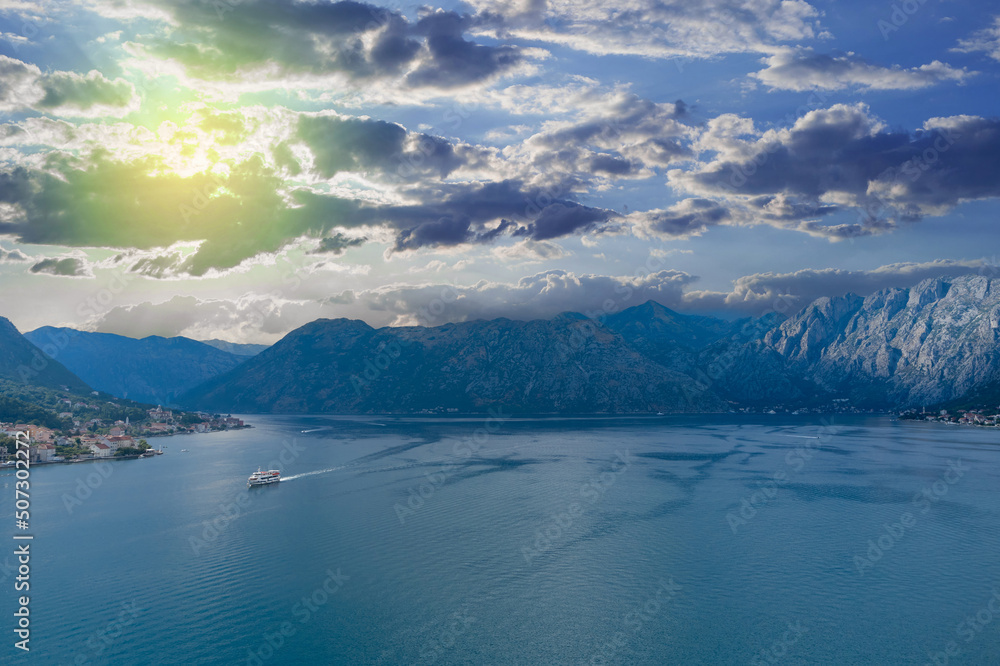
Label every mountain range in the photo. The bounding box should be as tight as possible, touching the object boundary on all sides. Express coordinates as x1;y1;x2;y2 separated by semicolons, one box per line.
0;317;90;392
23;328;260;406
180;274;1000;414
4;274;1000;414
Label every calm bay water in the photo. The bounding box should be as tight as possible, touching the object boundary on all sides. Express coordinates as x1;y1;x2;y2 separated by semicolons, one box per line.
3;414;1000;664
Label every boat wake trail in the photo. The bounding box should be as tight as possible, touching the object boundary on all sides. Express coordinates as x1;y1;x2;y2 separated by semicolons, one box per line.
282;466;346;481
282;442;560;483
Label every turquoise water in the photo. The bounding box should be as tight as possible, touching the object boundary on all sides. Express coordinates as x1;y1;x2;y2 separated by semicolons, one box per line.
3;415;1000;664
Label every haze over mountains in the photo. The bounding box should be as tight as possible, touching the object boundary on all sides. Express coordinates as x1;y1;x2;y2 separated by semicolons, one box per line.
3;274;1000;414
23;328;258;406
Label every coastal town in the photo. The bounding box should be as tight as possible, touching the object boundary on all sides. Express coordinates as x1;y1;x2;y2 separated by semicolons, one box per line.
0;404;248;465
899;408;1000;427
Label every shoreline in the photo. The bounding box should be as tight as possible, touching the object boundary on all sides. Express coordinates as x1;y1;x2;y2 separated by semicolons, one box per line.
4;424;253;468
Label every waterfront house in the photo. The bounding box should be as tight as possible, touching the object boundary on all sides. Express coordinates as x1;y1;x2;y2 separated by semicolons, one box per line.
89;441;112;458
108;436;134;451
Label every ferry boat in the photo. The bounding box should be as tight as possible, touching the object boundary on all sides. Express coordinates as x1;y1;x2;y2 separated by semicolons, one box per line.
248;467;280;487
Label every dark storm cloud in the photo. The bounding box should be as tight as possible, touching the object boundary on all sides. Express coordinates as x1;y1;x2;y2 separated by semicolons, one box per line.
37;70;134;111
310;233;368;255
29;257;87;277
143;0;523;88
0;247;28;262
0;152;615;271
516;95;693;180
632;199;731;238
678;106;1000;235
513;202;617;240
375;180;619;252
406;11;523;87
297;115;477;180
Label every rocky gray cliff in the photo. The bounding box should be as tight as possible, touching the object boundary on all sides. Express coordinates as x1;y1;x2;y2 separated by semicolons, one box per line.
746;275;1000;407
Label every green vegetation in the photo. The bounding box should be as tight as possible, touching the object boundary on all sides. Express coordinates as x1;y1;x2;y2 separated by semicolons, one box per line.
178;412;204;426
0;382;69;429
56;445;90;457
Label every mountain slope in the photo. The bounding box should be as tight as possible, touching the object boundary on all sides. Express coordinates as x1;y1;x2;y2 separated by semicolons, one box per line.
750;275;1000;407
0;317;90;392
605;301;736;353
25;327;246;405
180;315;728;414
198;339;270;357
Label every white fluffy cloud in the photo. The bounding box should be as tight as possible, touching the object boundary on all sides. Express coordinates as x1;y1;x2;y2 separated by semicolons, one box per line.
752;49;973;91
953;16;1000;62
491;239;571;263
683;260;993;313
472;0;823;59
82;259;999;342
0;56;137;117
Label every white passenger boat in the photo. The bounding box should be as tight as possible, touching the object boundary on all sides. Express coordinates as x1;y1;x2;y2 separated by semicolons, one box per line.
248;467;280;487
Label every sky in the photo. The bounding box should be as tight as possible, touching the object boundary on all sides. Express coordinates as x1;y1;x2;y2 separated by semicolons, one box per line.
0;0;998;343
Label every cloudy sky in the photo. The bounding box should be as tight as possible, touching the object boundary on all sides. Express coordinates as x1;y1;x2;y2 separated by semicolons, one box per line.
0;0;997;342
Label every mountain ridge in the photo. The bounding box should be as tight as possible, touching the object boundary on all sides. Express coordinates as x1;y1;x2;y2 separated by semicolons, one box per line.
8;274;1000;415
0;317;91;392
25;327;247;406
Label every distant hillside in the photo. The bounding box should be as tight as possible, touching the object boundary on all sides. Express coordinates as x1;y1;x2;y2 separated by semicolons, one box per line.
180;314;728;414
25;327;247;406
179;276;1000;414
0;316;90;392
199;339;270;357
